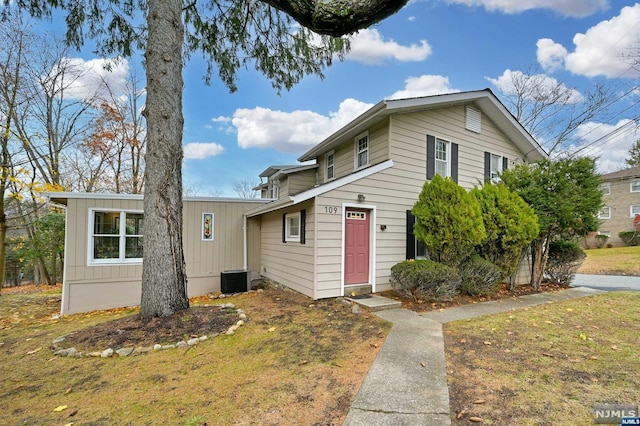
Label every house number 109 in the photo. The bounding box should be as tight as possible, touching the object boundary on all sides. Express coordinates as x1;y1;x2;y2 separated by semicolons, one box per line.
324;206;339;214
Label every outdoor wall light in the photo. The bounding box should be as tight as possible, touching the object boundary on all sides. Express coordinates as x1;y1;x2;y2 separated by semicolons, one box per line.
357;193;366;202
380;225;387;231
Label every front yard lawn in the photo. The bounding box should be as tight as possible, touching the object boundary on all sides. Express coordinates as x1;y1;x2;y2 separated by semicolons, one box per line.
578;245;640;276
445;291;640;424
0;286;389;425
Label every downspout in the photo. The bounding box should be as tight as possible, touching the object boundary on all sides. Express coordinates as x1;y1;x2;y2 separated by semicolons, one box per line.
49;201;69;316
243;213;248;271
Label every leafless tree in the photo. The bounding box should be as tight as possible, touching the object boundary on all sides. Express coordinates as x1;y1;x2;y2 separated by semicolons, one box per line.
233;178;259;198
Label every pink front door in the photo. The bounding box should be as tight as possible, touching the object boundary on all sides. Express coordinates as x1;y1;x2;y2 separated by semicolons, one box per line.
344;209;370;285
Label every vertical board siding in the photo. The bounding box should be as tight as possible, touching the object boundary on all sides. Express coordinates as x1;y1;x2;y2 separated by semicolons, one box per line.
259;200;315;298
62;197;264;314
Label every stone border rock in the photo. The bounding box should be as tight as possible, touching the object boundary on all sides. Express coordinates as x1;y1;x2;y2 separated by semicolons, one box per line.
52;302;247;358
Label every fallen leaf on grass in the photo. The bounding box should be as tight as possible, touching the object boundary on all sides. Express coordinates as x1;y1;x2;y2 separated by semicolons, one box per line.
456;409;467;419
611;345;618;350
267;327;276;332
298;360;308;366
473;399;486;404
542;353;555;358
420;362;426;368
469;416;483;422
65;387;72;395
26;347;42;355
53;405;68;412
483;341;491;345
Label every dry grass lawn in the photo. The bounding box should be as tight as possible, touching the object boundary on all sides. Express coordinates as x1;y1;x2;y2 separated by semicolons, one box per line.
0;285;390;425
445;291;640;425
578;245;640;276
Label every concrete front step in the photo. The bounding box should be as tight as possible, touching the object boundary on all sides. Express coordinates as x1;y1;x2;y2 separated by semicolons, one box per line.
345;294;402;312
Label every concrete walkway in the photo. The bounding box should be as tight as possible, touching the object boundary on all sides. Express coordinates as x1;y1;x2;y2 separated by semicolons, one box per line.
343;286;606;425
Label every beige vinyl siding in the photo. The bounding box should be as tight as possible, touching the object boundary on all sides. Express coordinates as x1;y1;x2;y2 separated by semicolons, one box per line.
315;167;419;297
277;176;289;198
323;120;390;184
62;197;263;314
288;169;317;195
259;200;315;298
389;104;523;189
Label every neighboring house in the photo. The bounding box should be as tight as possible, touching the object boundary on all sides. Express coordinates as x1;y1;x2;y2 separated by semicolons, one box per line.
49;89;547;315
597;166;640;246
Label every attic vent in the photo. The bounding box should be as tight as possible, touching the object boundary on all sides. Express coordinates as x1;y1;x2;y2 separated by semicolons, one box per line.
466;106;481;133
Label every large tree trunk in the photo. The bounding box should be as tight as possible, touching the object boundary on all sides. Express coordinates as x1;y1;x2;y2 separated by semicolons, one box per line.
139;0;189;317
530;235;550;290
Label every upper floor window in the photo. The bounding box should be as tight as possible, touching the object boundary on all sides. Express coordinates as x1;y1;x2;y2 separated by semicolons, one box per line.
631;180;640;193
355;133;369;169
325;151;335;181
600;183;611;195
90;209;143;264
269;179;279;199
598;206;611;220
435;138;450;177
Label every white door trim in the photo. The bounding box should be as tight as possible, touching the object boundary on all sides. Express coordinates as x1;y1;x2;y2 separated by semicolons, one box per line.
340;202;377;296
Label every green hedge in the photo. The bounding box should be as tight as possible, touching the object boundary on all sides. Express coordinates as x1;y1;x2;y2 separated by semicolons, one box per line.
618;231;639;246
459;255;502;296
390;259;460;302
545;241;586;286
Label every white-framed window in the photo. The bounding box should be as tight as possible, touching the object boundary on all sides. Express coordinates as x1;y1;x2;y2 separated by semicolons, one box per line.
466;106;481;133
89;209;143;264
600;183;611;195
490;154;504;183
325;151;335;181
631;180;640;193
285;212;301;242
597;231;611;237
415;239;428;260
598;206;611;219
355;132;369;169
269;179;279;199
631;205;640;218
435;137;450;177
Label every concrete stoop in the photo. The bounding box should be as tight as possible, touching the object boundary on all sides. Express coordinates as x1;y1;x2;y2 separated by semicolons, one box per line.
345;294;402;312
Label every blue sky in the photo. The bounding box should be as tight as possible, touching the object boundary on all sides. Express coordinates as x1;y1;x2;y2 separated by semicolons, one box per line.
46;0;640;196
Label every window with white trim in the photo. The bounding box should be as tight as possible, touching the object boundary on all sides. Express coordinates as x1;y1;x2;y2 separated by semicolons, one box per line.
355;133;369;169
631;180;640;193
631;205;640;218
285;212;301;242
598;206;611;219
269;179;279;199
325;151;335;180
435;138;450;177
600;183;611;195
90;209;143;264
597;231;611;237
490;154;504;183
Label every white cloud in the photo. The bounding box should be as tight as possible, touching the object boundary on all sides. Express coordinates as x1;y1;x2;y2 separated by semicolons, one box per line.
347;29;431;65
487;69;584;104
232;99;374;153
536;4;640;77
444;0;609;17
184;142;225;159
48;57;130;102
572;119;639;173
388;75;460;99
212;116;231;123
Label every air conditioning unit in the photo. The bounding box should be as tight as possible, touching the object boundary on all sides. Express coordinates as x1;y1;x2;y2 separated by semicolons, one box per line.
221;270;248;294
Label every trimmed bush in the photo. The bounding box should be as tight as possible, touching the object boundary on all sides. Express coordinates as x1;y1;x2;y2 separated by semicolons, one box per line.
390;259;460;302
618;231;639;246
545;241;586;287
459;255;502;296
412;174;485;268
595;234;608;248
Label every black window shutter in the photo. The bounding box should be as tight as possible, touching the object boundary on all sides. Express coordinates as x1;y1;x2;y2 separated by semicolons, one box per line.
300;209;306;245
282;214;286;243
484;151;491;182
502;156;509;172
426;135;435;180
406;210;416;260
451;142;459;184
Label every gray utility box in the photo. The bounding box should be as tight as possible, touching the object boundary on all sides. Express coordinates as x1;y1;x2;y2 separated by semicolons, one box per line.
221;270;248;294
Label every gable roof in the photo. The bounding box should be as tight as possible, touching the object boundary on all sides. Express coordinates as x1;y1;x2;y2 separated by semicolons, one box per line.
601;166;640;181
298;89;547;163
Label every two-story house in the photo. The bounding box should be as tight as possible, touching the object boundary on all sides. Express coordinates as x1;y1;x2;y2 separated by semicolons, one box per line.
48;89;547;315
244;89;546;300
598;166;640;246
